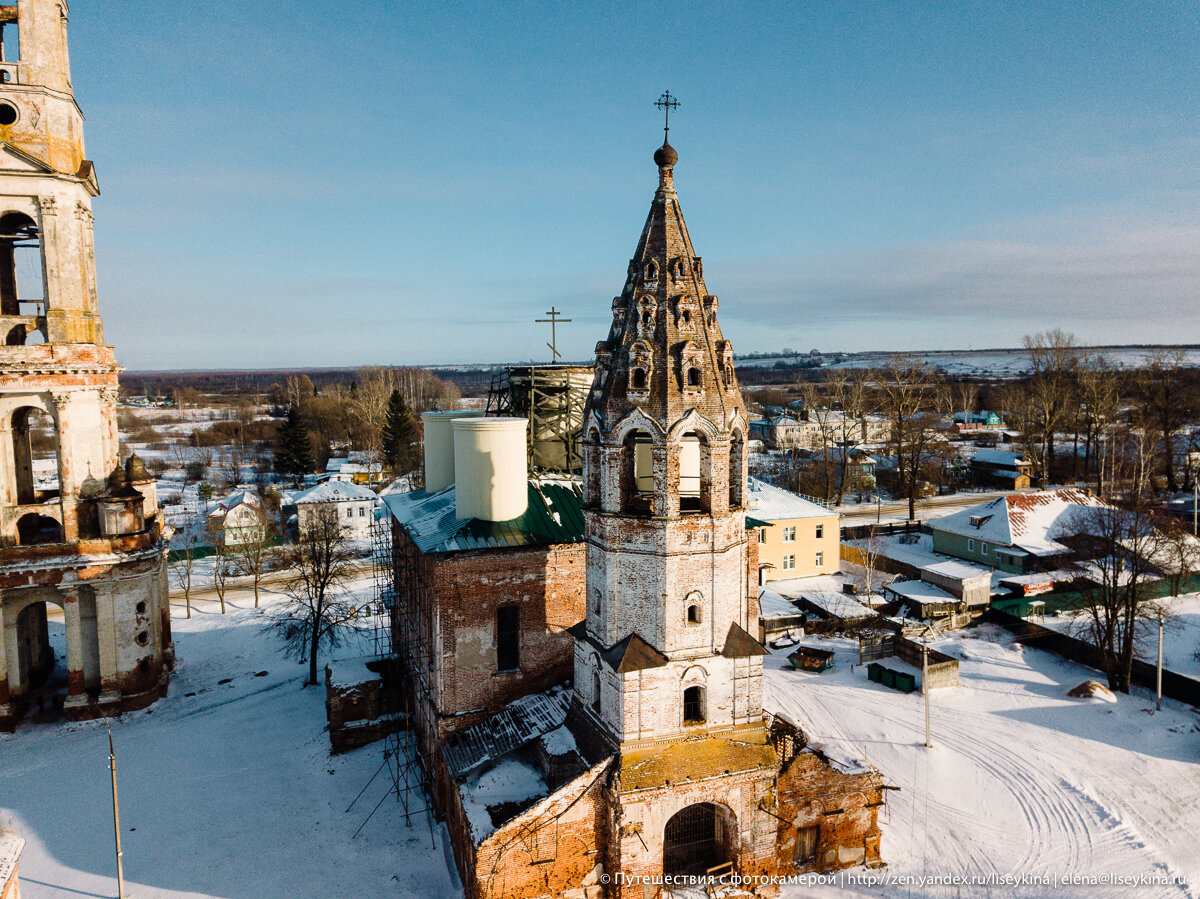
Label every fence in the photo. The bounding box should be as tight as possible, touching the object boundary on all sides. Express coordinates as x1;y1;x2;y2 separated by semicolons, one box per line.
988;608;1200;707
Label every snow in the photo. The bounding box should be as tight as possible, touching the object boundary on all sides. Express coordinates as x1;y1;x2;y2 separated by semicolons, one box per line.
758;586;802;619
459;757;548;842
0;587;458;899
1039;593;1200;682
765;626;1200;897
747;477;836;520
540;724;578;757
327;655;380;690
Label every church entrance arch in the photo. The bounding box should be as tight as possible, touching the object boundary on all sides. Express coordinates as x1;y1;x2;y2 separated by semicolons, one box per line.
663;802;737;878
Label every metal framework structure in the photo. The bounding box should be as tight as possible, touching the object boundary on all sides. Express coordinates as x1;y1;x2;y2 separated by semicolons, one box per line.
367;512;434;841
485;364;592;476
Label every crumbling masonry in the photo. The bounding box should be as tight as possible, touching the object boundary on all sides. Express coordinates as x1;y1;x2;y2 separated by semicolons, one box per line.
0;0;171;730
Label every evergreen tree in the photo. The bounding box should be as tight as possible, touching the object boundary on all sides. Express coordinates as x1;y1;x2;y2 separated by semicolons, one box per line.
275;405;314;483
381;389;419;474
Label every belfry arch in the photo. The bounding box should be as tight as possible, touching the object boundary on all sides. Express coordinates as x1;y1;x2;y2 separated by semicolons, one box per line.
663;802;737;878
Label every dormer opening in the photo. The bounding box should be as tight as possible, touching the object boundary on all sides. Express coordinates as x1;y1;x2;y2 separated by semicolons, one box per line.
645;260;658;283
641;310;652;327
687;367;701;388
632;367;647;390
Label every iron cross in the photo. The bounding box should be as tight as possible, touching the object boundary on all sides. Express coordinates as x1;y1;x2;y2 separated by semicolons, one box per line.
536;307;572;363
654;90;680;141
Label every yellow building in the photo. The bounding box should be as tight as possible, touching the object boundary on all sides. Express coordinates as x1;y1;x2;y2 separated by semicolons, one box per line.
747;477;840;584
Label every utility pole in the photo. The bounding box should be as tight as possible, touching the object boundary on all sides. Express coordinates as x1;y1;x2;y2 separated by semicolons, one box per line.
106;719;127;899
922;629;932;749
1156;612;1164;712
1192;479;1197;536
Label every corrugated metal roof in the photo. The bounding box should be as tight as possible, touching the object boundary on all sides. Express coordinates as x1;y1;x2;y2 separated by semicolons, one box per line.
382;480;584;554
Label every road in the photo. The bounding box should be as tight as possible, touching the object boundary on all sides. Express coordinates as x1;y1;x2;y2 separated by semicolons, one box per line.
838;490;1013;525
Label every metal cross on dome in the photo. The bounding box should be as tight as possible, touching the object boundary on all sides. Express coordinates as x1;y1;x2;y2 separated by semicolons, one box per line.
654;90;680;141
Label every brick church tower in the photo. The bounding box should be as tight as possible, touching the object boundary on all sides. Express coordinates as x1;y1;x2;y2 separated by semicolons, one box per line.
573;130;780;887
0;0;172;731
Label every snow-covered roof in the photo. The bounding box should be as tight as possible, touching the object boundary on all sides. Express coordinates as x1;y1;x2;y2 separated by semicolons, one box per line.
923;560;993;581
971;449;1029;468
0;831;24;885
293;480;379;505
885;580;958;603
930;489;1106;557
758;586;803;619
793;590;877;620
206;489;263;518
747;477;835;521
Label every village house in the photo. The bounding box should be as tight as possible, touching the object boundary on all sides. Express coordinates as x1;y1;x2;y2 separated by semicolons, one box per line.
292;480;380;539
928;488;1106;574
949;410;1004;433
747;477;840;584
969;448;1033;489
323;451;382;485
205;489;268;546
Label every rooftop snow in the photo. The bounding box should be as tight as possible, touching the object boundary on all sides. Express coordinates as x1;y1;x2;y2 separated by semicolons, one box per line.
929;488;1106;556
443;689;571;778
758;586;803;619
747;477;834;520
292;480;379;504
970;449;1029;467
885;580;958;603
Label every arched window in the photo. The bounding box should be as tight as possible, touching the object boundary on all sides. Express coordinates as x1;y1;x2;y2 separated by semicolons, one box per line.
621;430;654;515
645;261;658;282
0;212;47;323
678;431;710;514
687;367;701;388
641;309;652;327
681;309;691;325
687;603;701;624
584;429;602;507
8;406;58;507
592;669;602;712
729;431;745;509
632;368;647;390
17;512;63;546
683;685;705;725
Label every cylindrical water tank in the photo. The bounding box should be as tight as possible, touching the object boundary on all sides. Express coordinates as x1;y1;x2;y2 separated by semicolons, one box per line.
422;411;483;493
453;417;529;521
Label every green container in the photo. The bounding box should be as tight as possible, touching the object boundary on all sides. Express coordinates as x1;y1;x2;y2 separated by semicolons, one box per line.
880;668;896;688
894;672;916;693
867;663;882;683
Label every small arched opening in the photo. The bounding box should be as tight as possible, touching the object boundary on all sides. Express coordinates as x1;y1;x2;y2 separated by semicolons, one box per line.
631;367;647;390
686;603;701;624
9;406;59;506
683;684;706;725
729;431;745;509
663;802;736;879
678;431;710;514
0;212;47;320
17;512;63;546
592;668;602;713
687;367;702;388
621;429;654;515
584;429;602;508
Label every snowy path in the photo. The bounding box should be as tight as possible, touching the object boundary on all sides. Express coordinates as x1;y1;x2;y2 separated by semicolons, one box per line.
766;627;1200;897
0;590;459;899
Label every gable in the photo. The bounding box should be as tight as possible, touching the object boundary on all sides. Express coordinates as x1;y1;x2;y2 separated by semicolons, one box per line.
0;142;53;175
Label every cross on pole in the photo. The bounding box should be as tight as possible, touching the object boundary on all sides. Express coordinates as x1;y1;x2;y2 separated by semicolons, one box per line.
654;90;680;142
536;307;572;363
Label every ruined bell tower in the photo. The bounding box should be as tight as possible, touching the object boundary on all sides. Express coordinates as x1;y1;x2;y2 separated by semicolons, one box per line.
0;0;172;731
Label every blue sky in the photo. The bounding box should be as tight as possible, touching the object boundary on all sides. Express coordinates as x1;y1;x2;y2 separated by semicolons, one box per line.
68;1;1199;370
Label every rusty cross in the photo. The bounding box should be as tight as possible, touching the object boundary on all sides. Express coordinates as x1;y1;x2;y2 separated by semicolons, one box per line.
654;90;680;141
536;306;572;363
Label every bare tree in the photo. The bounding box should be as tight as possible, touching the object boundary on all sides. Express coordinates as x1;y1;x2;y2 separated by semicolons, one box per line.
877;356;948;521
1077;354;1120;490
266;504;362;686
169;531;200;620
1021;329;1080;484
206;519;231;614
233;513;277;609
1136;348;1194;494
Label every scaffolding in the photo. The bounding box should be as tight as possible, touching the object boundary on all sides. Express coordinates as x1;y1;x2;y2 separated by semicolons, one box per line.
486;364;592;476
356;510;434;842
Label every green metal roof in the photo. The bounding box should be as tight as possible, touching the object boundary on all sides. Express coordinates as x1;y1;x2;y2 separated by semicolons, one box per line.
746;516;774;529
383;480;584;554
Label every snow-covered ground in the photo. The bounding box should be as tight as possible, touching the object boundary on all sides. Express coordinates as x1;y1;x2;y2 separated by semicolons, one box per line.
767;627;1200;898
0;586;458;899
6;586;1200;898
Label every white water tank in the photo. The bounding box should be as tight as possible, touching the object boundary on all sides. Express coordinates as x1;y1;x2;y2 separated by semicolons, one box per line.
422;411;483;493
453;417;529;521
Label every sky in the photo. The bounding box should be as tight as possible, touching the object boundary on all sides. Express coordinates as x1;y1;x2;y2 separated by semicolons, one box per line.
62;1;1200;370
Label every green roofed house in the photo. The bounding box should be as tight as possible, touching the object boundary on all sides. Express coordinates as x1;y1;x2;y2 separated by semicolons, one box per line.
927;488;1107;574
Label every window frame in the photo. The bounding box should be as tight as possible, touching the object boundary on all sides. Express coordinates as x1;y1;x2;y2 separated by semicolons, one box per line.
496;605;521;672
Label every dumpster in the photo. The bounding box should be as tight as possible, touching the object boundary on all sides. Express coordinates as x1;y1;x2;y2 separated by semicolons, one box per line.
788;646;835;672
880;668;896;689
893;672;917;693
867;662;882;683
